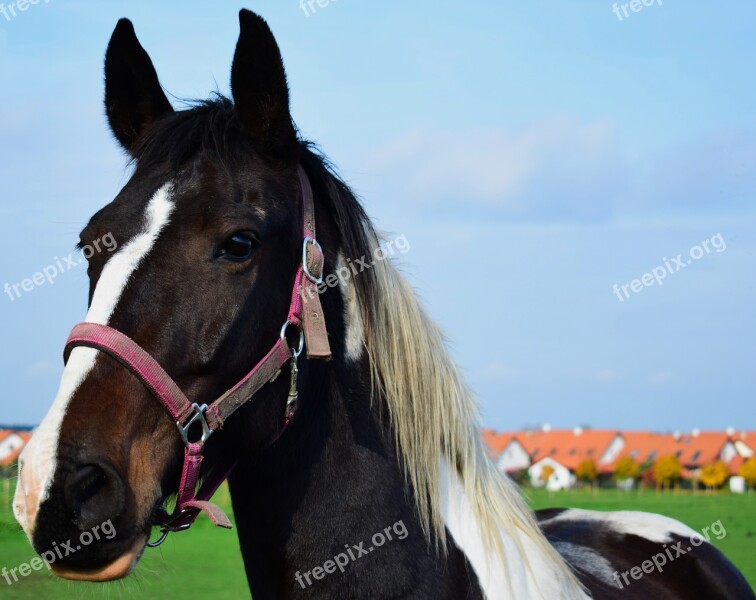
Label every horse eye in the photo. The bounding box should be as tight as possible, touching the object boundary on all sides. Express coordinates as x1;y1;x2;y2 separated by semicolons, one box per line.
218;233;255;261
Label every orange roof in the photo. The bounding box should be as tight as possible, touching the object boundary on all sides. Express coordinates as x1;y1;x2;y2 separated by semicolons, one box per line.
0;430;32;467
677;432;730;467
481;428;748;475
518;429;619;471
604;431;731;470
482;429;620;470
733;431;756;453
481;430;518;458
614;432;681;466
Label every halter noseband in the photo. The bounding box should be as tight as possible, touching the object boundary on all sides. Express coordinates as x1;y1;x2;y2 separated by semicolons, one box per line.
62;166;331;547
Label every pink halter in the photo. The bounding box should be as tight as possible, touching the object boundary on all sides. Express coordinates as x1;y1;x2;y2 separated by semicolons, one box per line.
63;166;331;546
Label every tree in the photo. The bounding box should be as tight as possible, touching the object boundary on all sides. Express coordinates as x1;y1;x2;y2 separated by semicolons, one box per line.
614;456;640;481
509;468;530;487
653;455;682;490
0;459;18;480
638;460;655;489
576;460;598;488
540;464;555;484
739;458;756;489
699;460;729;491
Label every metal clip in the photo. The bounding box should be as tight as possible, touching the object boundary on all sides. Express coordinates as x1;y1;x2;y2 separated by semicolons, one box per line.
147;529;171;548
286;357;299;420
147;512;193;548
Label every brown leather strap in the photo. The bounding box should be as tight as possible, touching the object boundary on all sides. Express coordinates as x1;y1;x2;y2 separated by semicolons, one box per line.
206;338;292;429
297;167;331;359
64;323;197;425
299;166;317;239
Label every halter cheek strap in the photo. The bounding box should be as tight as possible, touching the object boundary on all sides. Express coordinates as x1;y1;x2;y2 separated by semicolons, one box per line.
62;166;331;545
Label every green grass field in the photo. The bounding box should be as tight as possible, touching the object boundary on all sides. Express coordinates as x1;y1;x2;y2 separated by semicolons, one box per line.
1;480;753;598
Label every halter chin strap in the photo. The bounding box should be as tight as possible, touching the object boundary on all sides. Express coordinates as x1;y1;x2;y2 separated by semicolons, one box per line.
62;166;331;545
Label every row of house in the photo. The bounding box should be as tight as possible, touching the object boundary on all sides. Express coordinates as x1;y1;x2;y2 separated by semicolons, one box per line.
0;429;32;469
3;426;753;487
482;426;755;492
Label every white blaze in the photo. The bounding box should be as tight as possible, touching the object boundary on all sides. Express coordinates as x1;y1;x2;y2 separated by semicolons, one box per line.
14;185;175;539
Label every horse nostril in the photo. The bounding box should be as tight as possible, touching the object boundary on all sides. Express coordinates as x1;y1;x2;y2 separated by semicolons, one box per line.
64;462;125;532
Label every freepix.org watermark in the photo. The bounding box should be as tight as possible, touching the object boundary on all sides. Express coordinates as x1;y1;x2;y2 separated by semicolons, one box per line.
294;520;409;589
0;0;50;23
612;233;726;303
612;519;726;589
299;0;340;17
612;0;662;22
2;519;117;585
299;233;410;304
4;233;117;302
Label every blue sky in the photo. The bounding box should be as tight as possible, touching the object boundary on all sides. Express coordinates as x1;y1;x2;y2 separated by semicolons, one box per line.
0;1;754;431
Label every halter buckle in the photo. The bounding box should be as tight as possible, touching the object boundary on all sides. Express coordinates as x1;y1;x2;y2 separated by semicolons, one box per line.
302;237;324;285
177;403;213;447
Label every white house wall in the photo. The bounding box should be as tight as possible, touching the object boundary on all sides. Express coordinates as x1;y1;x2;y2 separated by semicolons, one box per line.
599;434;625;465
528;457;575;491
0;434;24;461
495;440;531;472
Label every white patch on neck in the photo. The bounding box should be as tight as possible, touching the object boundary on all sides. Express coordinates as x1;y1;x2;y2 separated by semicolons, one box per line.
336;252;365;362
13;184;175;538
439;461;587;599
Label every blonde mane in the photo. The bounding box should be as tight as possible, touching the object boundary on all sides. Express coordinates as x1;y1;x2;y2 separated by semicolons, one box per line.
352;230;586;598
301;148;585;596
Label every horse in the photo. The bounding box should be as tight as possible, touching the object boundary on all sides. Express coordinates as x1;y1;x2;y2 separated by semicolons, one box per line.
13;9;754;599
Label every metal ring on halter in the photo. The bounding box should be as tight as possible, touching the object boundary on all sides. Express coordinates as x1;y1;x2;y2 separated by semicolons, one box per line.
279;321;305;358
302;237;324;285
176;403;213;447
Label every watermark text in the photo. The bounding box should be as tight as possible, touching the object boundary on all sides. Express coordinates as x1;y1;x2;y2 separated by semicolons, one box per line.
2;519;116;585
300;233;410;303
4;232;118;302
612;0;662;22
294;520;409;589
0;0;50;23
612;233;726;303
612;519;726;589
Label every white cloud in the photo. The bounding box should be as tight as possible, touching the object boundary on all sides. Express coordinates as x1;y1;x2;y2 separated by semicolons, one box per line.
360;119;756;223
362;116;626;221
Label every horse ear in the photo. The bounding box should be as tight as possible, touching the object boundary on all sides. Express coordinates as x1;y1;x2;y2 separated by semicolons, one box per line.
104;19;173;155
231;10;298;162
